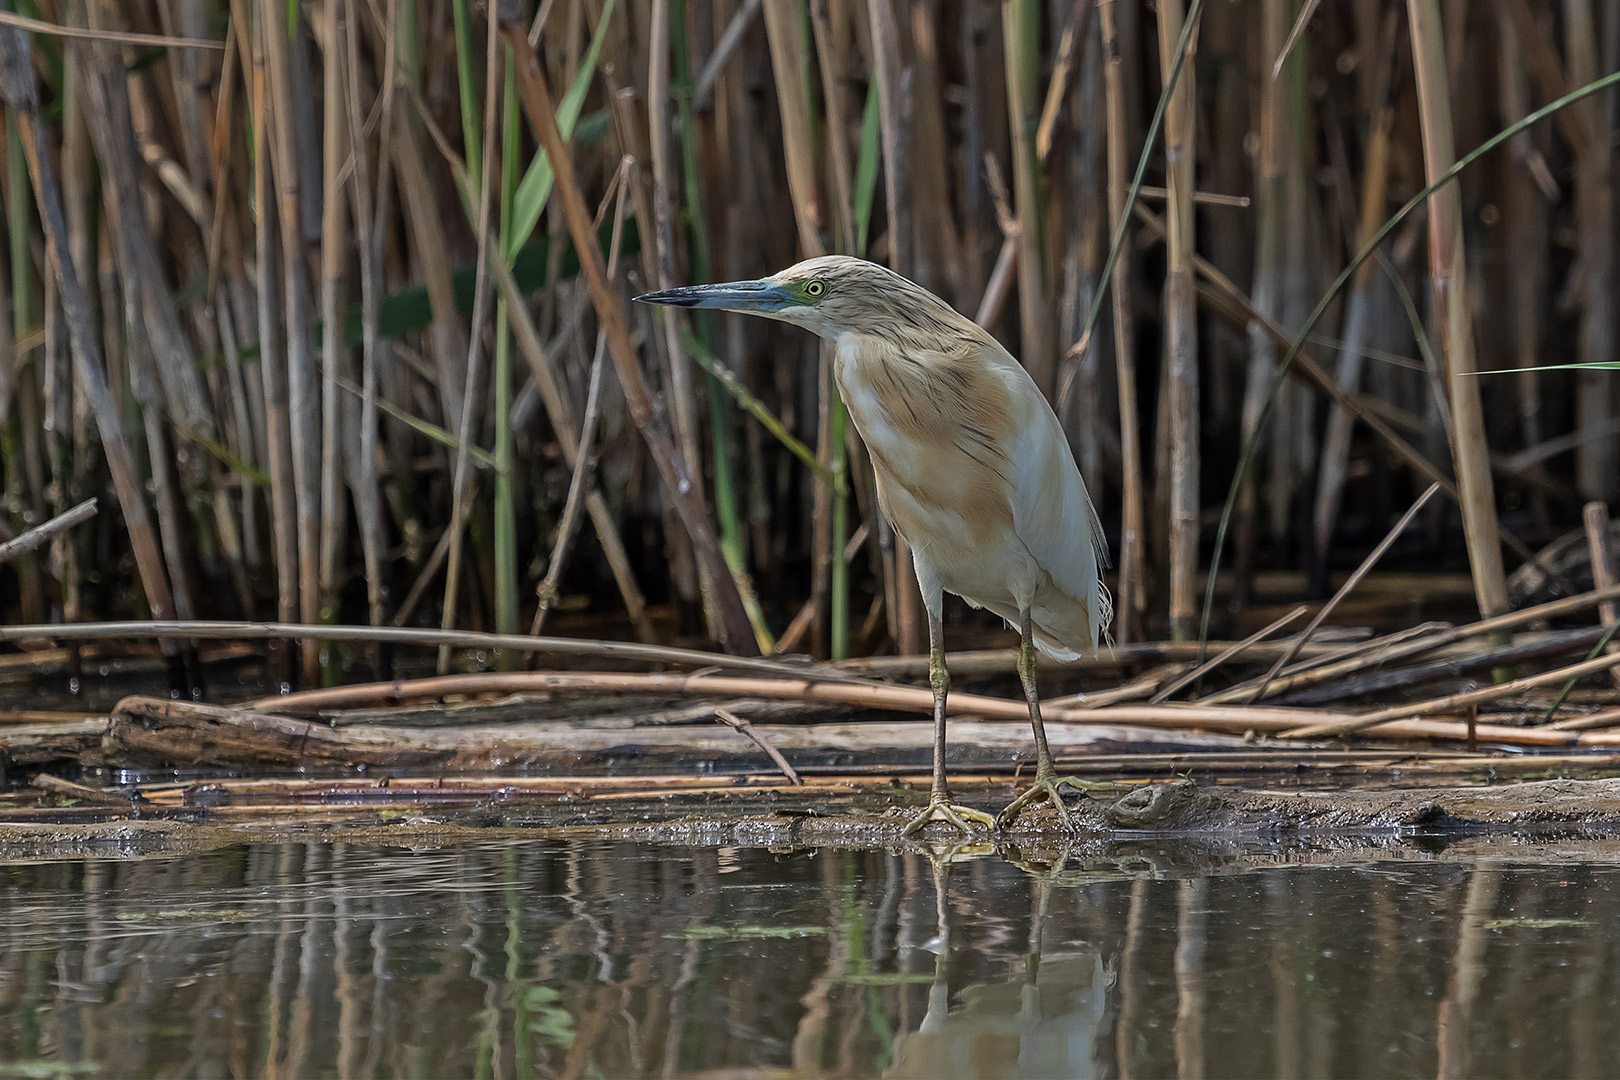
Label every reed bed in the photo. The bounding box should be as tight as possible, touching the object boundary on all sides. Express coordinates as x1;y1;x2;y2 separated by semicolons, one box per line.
0;0;1617;692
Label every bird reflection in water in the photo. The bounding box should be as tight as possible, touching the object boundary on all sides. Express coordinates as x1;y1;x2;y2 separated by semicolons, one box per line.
887;842;1111;1080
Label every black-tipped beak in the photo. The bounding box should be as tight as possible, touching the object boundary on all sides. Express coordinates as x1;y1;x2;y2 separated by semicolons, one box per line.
632;280;791;312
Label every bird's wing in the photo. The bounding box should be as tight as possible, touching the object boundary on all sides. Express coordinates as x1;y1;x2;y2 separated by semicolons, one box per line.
991;350;1110;650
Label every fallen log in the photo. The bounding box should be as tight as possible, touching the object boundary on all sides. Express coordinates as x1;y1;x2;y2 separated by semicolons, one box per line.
0;719;109;766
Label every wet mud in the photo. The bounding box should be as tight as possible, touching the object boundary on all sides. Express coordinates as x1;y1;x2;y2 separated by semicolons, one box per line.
3;774;1619;863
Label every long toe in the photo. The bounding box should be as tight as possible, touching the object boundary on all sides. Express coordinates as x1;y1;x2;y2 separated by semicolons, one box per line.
903;797;996;838
996;778;1079;832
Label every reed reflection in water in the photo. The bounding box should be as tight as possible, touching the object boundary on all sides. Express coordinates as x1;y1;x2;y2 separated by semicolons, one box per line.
0;839;1614;1077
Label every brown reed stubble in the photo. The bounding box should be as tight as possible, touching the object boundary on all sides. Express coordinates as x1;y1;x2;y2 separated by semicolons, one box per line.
1406;0;1510;626
1157;0;1198;642
0;3;1616;671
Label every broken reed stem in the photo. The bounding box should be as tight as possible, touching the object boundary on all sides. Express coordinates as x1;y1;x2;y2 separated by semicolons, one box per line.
1288;648;1620;739
1152;604;1306;704
0;496;96;562
0;619;867;684
1248;482;1441;702
1582;501;1620;688
714;706;802;785
1540;621;1620;725
1206;583;1620;706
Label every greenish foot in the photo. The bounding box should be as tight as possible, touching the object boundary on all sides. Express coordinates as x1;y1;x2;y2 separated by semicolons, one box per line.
997;775;1127;831
903;795;996;838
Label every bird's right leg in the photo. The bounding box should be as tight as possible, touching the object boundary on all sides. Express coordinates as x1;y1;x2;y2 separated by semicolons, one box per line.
903;602;994;838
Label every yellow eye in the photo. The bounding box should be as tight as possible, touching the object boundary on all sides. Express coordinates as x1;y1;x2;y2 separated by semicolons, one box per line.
804;279;826;298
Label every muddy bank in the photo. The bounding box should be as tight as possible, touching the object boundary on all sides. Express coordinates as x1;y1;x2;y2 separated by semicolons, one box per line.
4;775;1620;861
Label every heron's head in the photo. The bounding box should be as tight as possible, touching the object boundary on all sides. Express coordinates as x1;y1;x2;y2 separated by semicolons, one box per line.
634;255;964;344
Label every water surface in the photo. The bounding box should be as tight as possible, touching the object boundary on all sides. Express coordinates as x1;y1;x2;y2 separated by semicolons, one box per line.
0;838;1614;1078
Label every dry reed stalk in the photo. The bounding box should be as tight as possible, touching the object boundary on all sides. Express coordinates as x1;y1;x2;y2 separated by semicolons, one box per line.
1036;0;1093;163
761;0;824;257
208;666;1620;751
647;0;702;498
437;5;502;673
1288;648;1620;740
1494;12;1551;530
1135;205;1459;501
1150;604;1306;705
1055;8;1106;496
693;0;762;106
318;0;350;625
73;11;206;656
501;14;758;654
399;76;652;641
235;0;294;654
249;666;1355;733
1548;707;1620;733
865;0;921;656
1235;0;1286;608
1268;627;1612;708
1202;584;1620;707
39;83;85;657
908;2;957;288
1268;4;1314;561
1003;0;1051;398
713;706;802;785
1098;0;1145;645
1049;665;1176;709
1156;0;1199;641
1406;0;1510;627
1563;0;1615;501
259;0;323;682
1249;483;1440;702
0;26;180;657
0;618;863;685
530;161;631;637
1311;8;1399;594
1583;502;1620;689
346;0;392;632
807;0;856;657
391;115;469;421
0;496;96;562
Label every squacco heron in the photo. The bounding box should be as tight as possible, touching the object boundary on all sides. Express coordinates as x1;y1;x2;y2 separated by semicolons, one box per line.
637;256;1111;835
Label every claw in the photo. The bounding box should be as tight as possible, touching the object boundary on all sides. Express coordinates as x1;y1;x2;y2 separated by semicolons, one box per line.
998;775;1126;831
903;795;996;838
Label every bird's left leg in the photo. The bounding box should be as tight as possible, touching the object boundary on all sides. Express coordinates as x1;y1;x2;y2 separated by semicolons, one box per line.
998;609;1119;830
903;598;994;838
